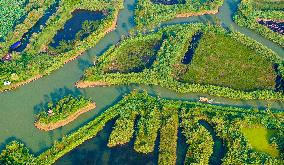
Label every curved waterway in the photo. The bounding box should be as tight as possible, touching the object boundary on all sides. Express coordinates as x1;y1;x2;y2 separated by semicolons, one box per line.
0;0;283;160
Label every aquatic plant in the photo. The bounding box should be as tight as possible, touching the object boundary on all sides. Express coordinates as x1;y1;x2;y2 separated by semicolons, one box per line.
80;24;284;100
0;91;283;164
135;0;224;30
0;0;123;92
234;0;284;47
0;0;27;41
35;95;94;125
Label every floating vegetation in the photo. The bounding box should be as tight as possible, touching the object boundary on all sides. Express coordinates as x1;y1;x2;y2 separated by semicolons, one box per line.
241;126;279;157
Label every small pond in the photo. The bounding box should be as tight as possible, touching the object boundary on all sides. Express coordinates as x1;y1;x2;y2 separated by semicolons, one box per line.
12;0;61;52
258;19;284;35
181;32;202;64
49;9;106;50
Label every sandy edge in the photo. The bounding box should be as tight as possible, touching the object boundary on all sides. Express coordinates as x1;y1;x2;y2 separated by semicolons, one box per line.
35;102;96;131
176;9;219;18
0;10;119;93
75;80;110;88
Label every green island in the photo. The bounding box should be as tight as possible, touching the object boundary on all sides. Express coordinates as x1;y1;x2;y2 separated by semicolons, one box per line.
35;95;96;131
134;0;224;30
77;24;284;100
1;92;283;164
234;0;284;47
0;0;284;164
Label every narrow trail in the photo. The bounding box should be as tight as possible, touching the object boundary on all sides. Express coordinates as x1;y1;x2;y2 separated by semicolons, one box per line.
0;0;283;154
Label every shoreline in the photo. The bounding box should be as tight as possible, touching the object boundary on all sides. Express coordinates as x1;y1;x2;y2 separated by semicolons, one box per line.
176;9;219;18
256;18;284;23
0;75;43;93
75;80;110;88
35;102;96;131
0;11;119;93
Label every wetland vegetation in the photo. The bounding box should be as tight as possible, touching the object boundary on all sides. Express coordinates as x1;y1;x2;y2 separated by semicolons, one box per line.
234;0;284;47
0;0;284;164
1;92;283;164
0;0;123;92
134;0;223;30
79;24;284;100
35;95;95;131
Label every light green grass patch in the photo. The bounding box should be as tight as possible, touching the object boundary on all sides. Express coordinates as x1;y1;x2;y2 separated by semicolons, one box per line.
180;32;277;91
241;126;279;157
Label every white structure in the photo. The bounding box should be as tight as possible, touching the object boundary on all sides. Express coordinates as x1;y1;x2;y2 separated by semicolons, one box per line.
4;81;11;86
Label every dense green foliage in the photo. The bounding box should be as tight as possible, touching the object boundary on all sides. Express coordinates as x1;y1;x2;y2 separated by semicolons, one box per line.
0;91;283;164
99;34;162;73
134;99;161;153
36;95;92;124
107;108;138;147
135;0;223;30
234;0;284;47
49;20;103;54
158;103;179;165
82;24;284;100
181;113;214;165
176;31;276;91
0;141;36;165
0;0;123;92
0;0;27;41
0;0;56;50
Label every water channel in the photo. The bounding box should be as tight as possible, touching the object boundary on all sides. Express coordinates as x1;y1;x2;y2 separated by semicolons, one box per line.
0;0;283;164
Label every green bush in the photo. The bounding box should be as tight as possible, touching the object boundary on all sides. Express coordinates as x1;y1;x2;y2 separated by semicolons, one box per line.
36;95;93;124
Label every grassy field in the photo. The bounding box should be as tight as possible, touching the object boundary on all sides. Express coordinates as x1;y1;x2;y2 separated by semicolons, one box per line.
100;35;162;73
241;126;279;157
178;31;277;91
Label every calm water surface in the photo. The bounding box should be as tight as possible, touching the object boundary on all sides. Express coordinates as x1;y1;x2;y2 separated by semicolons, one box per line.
0;0;283;164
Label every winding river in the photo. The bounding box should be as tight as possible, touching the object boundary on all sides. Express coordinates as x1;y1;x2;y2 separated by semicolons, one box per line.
0;0;283;162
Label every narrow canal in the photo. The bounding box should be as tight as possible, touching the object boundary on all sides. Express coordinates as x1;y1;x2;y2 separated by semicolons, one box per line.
0;0;283;163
